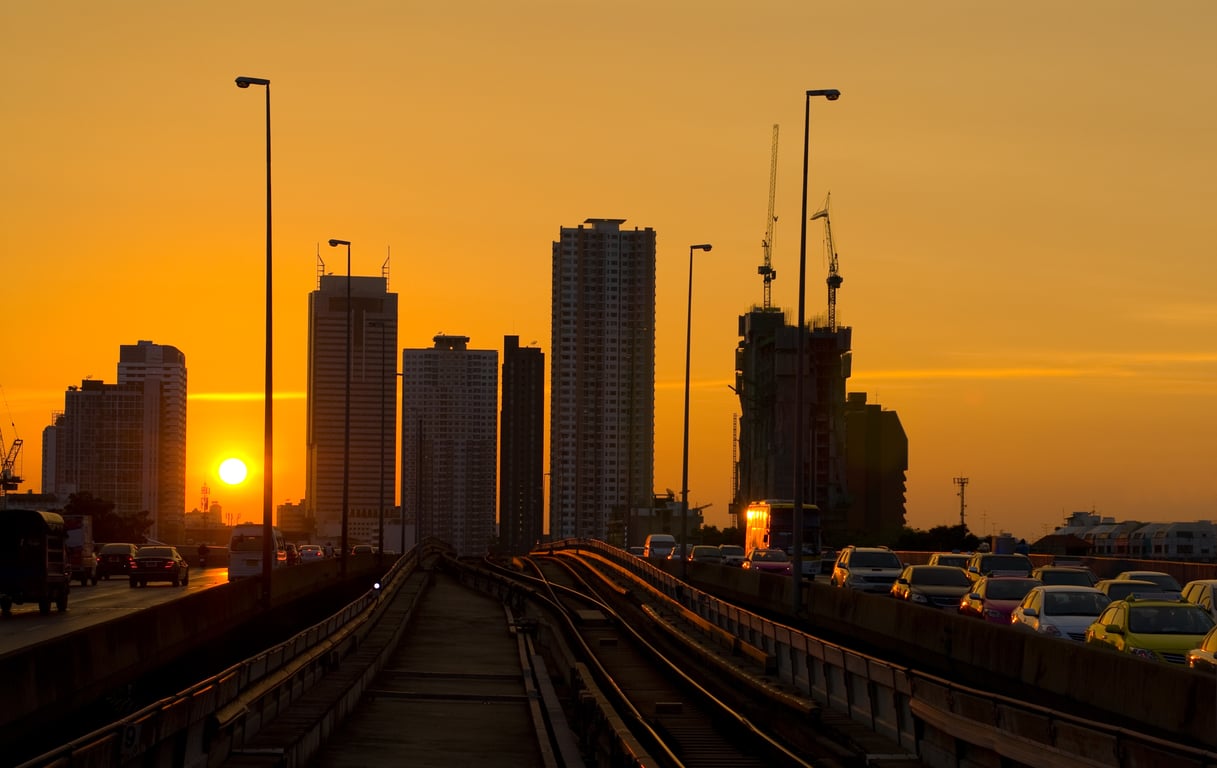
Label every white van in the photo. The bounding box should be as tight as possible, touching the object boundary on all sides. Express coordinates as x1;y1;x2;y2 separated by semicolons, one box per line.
228;523;287;581
643;533;677;560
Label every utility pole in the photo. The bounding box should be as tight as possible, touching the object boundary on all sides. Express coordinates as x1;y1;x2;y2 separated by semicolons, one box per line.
953;476;969;528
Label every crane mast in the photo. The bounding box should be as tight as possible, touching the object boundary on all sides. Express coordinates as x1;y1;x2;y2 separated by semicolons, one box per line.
811;192;843;332
757;124;779;310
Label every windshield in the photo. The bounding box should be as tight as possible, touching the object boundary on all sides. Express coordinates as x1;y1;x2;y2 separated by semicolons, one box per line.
913;568;971;586
231;534;264;552
981;555;1030;573
1128;605;1215;635
853;551;901;568
1043;591;1109;616
753;549;788;562
984;579;1038;600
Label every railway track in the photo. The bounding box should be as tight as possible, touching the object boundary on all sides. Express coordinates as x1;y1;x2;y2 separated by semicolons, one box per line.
480;552;888;768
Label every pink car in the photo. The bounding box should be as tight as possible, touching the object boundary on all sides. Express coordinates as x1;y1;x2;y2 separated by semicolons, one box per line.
742;548;793;576
959;576;1038;624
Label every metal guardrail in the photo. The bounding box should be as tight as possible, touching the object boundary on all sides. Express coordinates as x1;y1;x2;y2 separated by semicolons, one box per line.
17;545;424;768
555;538;1217;768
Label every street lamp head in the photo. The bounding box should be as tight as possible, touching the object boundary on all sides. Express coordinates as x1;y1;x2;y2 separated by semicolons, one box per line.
235;76;271;88
690;243;713;252
328;239;350;248
806;88;841;101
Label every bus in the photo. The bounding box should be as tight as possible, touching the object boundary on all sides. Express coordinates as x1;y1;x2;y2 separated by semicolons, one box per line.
743;500;822;575
228;523;288;581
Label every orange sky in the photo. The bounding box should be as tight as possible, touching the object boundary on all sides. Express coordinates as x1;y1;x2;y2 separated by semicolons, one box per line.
3;2;1215;542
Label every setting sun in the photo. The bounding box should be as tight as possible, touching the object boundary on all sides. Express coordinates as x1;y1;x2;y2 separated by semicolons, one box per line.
218;458;248;486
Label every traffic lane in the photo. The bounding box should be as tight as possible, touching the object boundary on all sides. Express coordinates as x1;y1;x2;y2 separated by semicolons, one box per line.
0;566;231;655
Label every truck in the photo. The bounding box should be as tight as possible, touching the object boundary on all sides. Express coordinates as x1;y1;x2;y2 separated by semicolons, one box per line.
64;513;98;586
0;509;72;615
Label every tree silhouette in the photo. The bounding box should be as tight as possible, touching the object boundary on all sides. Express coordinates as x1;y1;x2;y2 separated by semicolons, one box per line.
63;492;152;543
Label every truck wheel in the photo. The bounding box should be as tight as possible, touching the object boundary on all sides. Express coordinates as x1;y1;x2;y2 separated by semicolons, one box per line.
39;599;51;615
182;572;189;586
172;576;180;587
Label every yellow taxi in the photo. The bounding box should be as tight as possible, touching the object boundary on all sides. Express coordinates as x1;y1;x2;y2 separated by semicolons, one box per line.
1085;596;1215;664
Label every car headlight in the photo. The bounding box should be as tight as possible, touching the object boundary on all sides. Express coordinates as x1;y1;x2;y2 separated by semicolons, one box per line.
1040;623;1061;637
984;608;1002;620
911;592;928;604
1128;646;1158;661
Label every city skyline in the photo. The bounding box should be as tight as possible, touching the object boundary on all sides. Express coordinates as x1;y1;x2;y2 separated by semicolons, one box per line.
2;3;1214;543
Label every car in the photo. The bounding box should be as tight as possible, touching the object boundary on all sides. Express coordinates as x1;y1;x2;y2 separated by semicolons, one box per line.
890;565;973;608
1113;570;1182;596
129;545;189;587
927;552;970;569
1032;565;1097;587
965;552;1033;581
718;544;745;567
1011;585;1111;641
1086;596;1216;664
1181;579;1217;621
1095;578;1171;602
958;576;1040;623
687;545;723;564
298;544;325;562
742;548;793;575
830;545;903;592
96;542;140;580
1187;625;1217;671
351;544;375;555
643;533;677;560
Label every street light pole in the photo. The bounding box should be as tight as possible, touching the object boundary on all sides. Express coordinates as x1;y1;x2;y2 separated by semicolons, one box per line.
328;238;352;576
235;75;274;607
682;243;713;581
369;321;389;568
793;88;840;614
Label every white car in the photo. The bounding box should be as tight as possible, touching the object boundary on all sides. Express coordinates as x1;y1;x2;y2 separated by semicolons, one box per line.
1011;585;1110;641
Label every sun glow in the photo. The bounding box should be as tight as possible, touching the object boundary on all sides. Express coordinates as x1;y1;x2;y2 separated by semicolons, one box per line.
218;458;248;485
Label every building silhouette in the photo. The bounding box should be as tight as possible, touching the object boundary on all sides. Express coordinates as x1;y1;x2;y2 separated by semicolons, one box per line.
732;309;853;540
842;392;908;544
118;341;188;543
306;271;398;547
43;341;187;541
499;336;545;554
550;218;656;545
402;334;497;557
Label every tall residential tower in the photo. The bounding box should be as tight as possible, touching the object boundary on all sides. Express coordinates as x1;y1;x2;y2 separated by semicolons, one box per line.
402;335;497;557
550;218;656;545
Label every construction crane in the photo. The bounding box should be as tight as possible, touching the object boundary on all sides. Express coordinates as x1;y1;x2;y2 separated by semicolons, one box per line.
1;424;22;494
810;192;843;332
757;124;779;310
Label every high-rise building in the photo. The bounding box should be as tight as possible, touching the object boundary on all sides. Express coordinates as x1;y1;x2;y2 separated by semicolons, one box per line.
499;335;545;554
550;218;656;545
402;335;497;557
842;392;908;543
732;309;852;540
42;341;186;541
118;340;188;543
306;273;398;547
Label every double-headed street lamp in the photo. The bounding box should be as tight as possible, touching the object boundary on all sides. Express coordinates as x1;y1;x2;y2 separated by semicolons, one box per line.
681;242;713;579
328;238;352;576
234;75;274;606
793;88;840;613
